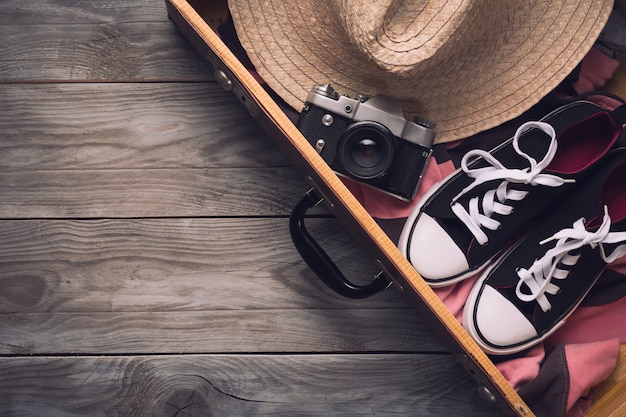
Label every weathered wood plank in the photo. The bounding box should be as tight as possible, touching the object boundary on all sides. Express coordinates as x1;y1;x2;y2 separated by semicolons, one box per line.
0;168;311;218
0;217;438;354
0;22;212;81
2;0;170;24
0;83;288;169
0;218;397;313
0;309;442;355
0;354;501;417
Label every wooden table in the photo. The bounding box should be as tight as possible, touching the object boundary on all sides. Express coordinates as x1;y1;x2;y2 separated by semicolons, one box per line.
0;1;502;415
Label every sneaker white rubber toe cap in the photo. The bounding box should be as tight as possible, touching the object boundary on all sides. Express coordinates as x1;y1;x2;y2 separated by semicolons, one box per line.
471;285;537;354
403;213;469;285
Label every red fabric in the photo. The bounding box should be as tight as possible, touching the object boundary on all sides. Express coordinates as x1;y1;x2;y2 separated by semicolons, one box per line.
572;48;621;95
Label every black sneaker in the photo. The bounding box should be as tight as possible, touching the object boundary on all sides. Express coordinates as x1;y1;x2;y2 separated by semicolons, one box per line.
398;101;622;287
462;148;626;355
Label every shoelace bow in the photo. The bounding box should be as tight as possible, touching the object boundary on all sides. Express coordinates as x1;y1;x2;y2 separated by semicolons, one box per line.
451;121;572;245
516;206;626;312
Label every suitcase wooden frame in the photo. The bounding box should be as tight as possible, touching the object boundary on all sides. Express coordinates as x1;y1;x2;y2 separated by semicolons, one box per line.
165;1;626;415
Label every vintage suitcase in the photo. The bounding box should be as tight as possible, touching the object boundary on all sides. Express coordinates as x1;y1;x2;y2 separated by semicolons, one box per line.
165;1;626;416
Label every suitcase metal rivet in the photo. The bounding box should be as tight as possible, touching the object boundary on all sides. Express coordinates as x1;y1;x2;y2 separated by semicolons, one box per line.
477;385;498;405
214;68;233;91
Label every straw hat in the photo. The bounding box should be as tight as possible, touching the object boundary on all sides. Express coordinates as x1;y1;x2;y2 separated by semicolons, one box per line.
228;0;613;143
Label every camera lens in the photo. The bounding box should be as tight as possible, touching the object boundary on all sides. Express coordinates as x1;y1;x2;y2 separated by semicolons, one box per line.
338;121;395;181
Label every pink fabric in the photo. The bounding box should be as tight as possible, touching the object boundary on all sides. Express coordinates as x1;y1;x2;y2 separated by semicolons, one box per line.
434;275;478;321
571;47;621;95
564;340;620;417
497;345;547;390
567;399;592;417
548;296;626;347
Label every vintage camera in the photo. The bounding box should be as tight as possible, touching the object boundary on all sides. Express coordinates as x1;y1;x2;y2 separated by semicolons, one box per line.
297;84;435;201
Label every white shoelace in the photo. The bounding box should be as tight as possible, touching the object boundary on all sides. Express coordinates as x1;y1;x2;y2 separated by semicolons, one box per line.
515;206;626;312
451;121;573;245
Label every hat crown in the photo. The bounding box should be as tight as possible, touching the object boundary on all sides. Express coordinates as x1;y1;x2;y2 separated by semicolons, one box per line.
335;0;496;72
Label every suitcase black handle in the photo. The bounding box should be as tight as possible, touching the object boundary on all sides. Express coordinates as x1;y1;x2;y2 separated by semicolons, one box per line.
289;189;393;299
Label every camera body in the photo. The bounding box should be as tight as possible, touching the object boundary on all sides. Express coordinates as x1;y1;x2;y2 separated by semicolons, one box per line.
297;84;435;201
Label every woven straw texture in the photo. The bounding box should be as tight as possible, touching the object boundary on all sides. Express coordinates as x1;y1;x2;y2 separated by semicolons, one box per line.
229;0;613;143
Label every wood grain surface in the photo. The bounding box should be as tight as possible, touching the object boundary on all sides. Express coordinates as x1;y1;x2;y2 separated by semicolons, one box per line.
0;354;499;417
0;1;503;416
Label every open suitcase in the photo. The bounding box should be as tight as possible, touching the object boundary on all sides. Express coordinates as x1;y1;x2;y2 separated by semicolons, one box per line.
165;1;626;416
